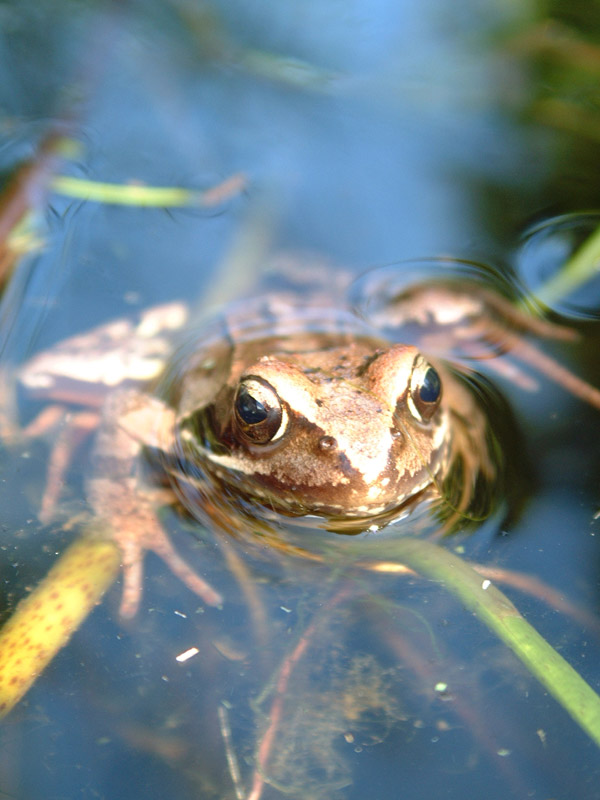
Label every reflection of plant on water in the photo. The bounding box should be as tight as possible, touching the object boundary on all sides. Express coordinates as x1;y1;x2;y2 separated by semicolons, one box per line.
0;153;600;799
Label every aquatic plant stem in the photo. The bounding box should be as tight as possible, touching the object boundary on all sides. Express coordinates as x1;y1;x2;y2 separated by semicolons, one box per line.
0;537;120;717
534;222;600;307
51;173;246;208
247;584;353;800
365;537;600;747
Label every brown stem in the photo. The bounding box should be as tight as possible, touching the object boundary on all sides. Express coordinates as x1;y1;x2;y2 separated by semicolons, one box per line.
246;584;352;800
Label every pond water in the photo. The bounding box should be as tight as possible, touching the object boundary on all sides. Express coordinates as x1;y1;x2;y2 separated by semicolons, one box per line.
1;1;600;799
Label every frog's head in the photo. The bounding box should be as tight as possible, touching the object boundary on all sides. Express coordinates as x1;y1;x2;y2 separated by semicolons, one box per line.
176;340;451;526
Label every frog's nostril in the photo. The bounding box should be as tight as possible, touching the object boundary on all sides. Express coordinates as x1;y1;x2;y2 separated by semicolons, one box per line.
318;435;337;452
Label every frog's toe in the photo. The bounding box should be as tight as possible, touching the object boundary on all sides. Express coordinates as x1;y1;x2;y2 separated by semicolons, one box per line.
149;534;223;609
118;539;145;619
117;526;222;619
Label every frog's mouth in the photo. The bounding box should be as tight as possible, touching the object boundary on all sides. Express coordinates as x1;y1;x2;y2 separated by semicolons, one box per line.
160;425;450;537
163;456;446;546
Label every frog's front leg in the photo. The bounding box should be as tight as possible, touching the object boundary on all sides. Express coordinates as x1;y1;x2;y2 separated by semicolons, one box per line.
89;390;222;618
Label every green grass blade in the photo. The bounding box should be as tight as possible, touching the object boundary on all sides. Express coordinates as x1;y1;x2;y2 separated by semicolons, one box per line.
355;536;600;747
533;222;600;307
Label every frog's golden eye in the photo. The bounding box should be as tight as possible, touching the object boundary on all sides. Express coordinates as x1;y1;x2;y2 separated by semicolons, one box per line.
234;377;288;444
407;357;442;423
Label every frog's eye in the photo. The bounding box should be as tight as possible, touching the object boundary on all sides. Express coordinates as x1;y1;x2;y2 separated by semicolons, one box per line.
407;358;442;423
234;377;288;444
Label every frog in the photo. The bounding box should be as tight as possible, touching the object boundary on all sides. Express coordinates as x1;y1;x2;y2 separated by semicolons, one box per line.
10;258;597;621
161;290;494;529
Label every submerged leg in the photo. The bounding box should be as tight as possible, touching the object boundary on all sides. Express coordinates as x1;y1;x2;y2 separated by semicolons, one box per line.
89;390;222;618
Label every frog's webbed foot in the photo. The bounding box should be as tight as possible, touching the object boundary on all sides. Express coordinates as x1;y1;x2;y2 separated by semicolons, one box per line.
480;321;600;410
0;388;100;524
89;390;222;618
100;485;223;618
398;283;574;360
